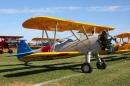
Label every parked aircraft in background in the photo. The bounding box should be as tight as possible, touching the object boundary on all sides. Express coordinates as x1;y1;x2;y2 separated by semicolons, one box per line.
12;16;115;73
29;37;60;49
0;35;23;54
100;32;130;55
115;32;130;51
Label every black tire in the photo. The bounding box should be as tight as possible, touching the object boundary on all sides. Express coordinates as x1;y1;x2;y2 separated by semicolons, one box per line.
8;49;13;53
0;50;3;54
81;62;93;73
24;62;28;66
96;59;107;69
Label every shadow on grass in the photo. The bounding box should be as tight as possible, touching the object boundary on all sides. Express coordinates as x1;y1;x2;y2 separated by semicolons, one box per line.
101;55;129;62
2;54;130;77
122;53;130;55
3;62;82;77
0;64;24;67
90;55;128;62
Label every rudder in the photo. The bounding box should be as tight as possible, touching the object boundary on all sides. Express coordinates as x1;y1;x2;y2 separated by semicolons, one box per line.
17;40;33;59
17;40;32;54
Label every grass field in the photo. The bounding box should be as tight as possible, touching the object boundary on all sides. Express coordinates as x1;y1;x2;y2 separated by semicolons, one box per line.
0;48;130;86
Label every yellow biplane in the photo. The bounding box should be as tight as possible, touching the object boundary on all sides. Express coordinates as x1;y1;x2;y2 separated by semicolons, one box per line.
29;37;60;49
12;16;115;73
100;32;130;55
115;32;130;53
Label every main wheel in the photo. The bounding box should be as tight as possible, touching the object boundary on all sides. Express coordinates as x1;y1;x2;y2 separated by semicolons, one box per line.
8;49;13;53
81;62;93;73
96;59;107;69
0;50;3;54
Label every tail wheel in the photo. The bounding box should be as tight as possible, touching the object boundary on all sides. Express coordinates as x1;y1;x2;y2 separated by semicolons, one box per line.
96;59;107;69
0;50;3;54
24;62;28;66
8;49;13;53
81;62;93;73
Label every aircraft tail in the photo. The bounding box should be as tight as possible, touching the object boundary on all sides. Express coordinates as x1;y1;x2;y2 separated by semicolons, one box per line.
13;40;33;59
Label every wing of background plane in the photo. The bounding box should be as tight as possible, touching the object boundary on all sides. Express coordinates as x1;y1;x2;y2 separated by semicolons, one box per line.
20;52;81;61
32;37;42;41
0;36;23;39
116;32;130;38
32;37;60;41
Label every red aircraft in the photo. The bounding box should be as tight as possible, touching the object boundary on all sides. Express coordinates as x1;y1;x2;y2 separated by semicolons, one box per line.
0;36;23;54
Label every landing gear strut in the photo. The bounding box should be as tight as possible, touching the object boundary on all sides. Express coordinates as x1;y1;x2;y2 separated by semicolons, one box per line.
96;59;106;69
81;51;107;73
94;52;107;69
81;52;93;73
81;62;93;73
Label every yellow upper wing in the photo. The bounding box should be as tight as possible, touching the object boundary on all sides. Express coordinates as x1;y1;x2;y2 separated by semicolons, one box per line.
20;52;81;61
22;16;115;33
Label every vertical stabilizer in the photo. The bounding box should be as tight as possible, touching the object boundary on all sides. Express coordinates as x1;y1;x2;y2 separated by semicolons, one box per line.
17;40;33;59
17;40;32;53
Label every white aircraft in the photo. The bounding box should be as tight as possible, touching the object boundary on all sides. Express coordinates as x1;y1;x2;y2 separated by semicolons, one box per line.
12;16;115;73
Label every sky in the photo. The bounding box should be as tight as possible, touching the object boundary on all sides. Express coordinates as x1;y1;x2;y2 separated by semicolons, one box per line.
0;0;130;42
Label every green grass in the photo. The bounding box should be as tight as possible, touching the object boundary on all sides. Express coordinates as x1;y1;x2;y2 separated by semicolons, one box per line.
0;48;130;86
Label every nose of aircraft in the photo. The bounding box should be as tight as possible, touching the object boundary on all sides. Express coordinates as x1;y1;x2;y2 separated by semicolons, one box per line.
98;31;113;50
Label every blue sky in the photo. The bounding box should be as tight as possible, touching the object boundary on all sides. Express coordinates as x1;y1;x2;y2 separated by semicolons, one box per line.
0;0;130;42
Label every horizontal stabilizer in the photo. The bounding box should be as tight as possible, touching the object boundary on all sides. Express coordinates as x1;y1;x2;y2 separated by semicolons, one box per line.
11;51;34;56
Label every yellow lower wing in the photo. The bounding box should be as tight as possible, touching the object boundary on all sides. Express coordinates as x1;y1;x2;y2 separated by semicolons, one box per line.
20;52;81;61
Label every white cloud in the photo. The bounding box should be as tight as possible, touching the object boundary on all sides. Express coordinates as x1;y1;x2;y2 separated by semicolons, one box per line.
0;6;130;14
86;6;130;12
0;6;82;14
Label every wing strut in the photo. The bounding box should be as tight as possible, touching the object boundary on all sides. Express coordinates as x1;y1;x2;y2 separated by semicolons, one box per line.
44;27;51;50
41;29;44;47
51;22;58;52
128;37;129;43
81;25;91;49
121;38;124;43
81;25;88;39
92;27;96;35
70;30;80;41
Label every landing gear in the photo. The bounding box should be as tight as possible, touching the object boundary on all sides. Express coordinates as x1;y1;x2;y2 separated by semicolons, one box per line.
81;51;107;73
81;52;93;73
94;52;107;69
81;62;93;73
8;49;13;53
0;50;3;54
24;62;28;66
96;59;106;69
